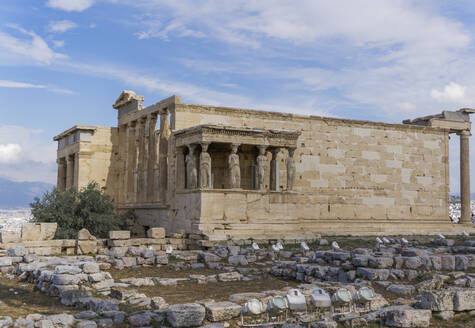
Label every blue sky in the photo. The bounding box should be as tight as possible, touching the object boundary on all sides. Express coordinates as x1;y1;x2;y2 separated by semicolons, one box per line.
0;0;474;194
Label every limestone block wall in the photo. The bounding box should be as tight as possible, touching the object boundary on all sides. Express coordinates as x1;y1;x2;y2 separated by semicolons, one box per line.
78;127;120;199
56;126;119;200
170;104;451;237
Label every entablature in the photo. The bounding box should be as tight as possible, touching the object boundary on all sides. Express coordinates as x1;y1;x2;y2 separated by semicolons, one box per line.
403;108;475;134
173;124;301;148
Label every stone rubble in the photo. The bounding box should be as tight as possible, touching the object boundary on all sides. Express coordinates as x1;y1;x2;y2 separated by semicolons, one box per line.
0;232;474;327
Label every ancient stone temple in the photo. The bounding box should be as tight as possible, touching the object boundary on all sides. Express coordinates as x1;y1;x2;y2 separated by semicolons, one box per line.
54;91;475;239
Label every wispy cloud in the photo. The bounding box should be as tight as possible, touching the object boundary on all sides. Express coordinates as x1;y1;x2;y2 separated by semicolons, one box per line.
46;0;94;12
0;80;46;89
0;144;22;163
0;80;76;95
0;24;66;65
48;20;77;33
122;0;473;118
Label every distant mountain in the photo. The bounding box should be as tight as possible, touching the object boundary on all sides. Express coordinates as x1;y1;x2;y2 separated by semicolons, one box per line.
449;194;475;202
0;178;54;209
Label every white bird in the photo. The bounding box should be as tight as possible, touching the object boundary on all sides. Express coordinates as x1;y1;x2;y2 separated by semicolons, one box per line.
301;242;310;252
401;238;409;245
252;242;260;250
276;242;284;250
165;245;173;254
271;244;280;252
331;241;340;251
461;231;469;238
382;237;390;244
376;237;383;244
438;234;445;240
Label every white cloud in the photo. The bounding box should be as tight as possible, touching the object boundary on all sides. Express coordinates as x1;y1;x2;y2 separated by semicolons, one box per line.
46;0;94;12
120;0;472;118
431;82;468;104
0;125;56;183
48;20;77;33
0;25;67;65
0;80;75;94
53;40;65;48
0;80;46;89
0;144;22;163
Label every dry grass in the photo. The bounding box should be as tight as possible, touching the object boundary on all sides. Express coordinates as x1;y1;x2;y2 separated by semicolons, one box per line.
0;275;77;319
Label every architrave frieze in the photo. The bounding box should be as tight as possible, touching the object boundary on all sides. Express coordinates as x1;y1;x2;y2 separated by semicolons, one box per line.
174;124;301;148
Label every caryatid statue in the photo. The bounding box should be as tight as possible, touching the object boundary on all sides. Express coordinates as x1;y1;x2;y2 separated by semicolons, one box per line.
286;147;296;190
200;142;211;188
186;144;197;189
228;144;240;188
256;145;268;190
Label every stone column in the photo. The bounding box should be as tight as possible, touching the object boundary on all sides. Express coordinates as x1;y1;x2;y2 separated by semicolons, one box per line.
118;123;127;204
186;144;197;189
147;114;158;202
200;142;212;188
66;155;74;190
286;147;296;191
176;147;186;190
256;145;268;191
73;152;79;188
57;158;66;191
133;121;141;202
460;130;471;224
153;130;160;202
159;108;170;202
270;148;280;191
126;122;136;203
143;118;150;203
136;118;146;202
229;143;241;188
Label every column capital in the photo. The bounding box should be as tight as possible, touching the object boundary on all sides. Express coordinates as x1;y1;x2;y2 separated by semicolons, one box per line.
459;130;471;137
289;147;296;156
159;107;169;116
257;145;267;155
201;142;210;152
230;143;240;153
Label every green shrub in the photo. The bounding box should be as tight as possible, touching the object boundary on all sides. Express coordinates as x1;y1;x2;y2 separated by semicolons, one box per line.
30;182;133;239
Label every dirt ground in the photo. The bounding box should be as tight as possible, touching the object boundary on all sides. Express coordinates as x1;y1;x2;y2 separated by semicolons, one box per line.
0;275;77;319
107;265;223;280
137;275;298;304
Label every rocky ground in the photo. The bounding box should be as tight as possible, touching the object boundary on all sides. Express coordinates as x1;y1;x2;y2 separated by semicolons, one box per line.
0;234;473;328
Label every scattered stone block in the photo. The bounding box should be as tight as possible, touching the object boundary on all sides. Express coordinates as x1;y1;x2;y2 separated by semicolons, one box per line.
387;284;415;296
205;301;241;321
0;257;13;266
77;240;97;255
40;223;57;240
45;314;75;328
441;255;455;271
217;272;242;282
147;227;166;239
454;288;475;311
82;262;100;274
420;290;455;311
7;246;27;257
167;303;205;328
21;223;41;241
228;255;248;265
384;308;431;328
109;231;130;240
356;268;389;281
0;230;21;243
78;229;95;240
